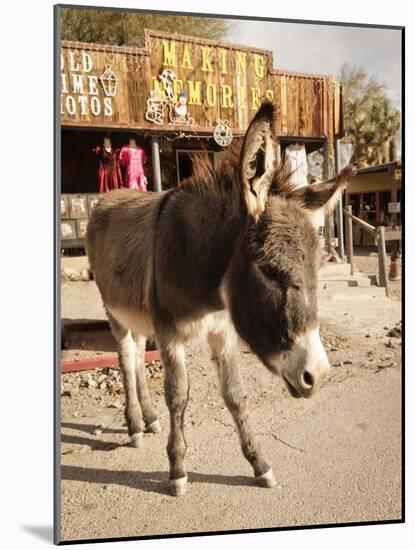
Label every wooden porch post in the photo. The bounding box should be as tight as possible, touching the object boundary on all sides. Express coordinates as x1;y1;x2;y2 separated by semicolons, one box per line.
151;135;162;192
335;138;345;260
377;226;390;297
323;139;340;262
346;205;354;276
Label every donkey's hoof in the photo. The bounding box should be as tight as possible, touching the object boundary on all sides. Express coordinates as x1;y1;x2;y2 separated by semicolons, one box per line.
145;419;161;434
169;476;188;497
130;432;144;447
256;468;276;488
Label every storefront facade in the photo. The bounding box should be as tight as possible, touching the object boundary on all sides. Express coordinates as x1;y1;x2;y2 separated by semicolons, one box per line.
60;29;344;247
345;161;402;245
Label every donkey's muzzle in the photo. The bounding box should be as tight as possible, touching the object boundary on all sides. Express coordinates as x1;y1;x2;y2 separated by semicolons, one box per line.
282;328;330;398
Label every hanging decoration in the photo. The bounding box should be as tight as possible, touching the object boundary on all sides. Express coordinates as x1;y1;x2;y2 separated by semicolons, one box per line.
144;69;194;127
168;90;194;125
144;90;167;125
213;119;233;147
99;64;119;97
158;69;176;100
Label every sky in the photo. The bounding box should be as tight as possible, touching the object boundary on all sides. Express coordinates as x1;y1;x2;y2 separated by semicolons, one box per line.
226;20;402;110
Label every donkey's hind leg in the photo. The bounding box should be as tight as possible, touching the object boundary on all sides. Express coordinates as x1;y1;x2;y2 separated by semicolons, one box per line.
208;317;276;488
106;311;145;447
133;334;161;434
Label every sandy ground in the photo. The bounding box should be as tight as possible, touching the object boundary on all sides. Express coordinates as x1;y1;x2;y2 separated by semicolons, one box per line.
59;279;402;543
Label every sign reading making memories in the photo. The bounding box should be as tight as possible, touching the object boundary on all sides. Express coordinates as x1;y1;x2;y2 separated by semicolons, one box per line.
60;30;275;130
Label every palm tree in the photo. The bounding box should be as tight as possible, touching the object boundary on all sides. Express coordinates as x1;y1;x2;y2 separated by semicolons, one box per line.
340;64;400;167
379;98;400;162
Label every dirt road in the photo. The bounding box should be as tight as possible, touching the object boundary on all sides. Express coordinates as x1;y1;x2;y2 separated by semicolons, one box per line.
60;283;402;542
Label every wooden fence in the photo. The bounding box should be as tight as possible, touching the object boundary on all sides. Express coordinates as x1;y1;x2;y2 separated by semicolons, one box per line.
344;206;401;297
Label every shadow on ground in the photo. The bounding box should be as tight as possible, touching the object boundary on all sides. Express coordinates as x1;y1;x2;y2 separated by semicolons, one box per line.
62;465;258;496
62;422;127;435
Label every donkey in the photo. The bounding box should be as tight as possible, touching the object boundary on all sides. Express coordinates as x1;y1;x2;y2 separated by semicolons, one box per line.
86;101;354;496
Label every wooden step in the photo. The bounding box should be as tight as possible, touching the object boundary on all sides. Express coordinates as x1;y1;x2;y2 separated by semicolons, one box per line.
318;286;387;298
319;263;352;277
318;277;372;289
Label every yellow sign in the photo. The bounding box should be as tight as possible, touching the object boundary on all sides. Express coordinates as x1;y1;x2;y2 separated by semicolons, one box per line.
155;38;273;112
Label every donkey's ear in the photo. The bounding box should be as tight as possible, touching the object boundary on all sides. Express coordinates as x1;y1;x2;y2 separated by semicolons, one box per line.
240;101;278;221
292;165;356;221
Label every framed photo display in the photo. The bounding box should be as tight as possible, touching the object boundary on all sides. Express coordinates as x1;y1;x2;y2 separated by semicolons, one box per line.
60;220;76;240
69;195;88;218
60;194;70;219
76;219;88;239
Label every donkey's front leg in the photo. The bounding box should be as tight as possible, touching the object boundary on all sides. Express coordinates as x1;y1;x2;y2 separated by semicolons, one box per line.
208;323;276;488
159;340;189;496
107;311;145;447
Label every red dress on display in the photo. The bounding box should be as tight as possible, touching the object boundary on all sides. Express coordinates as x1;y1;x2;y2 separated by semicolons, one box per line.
119;146;148;191
92;146;123;193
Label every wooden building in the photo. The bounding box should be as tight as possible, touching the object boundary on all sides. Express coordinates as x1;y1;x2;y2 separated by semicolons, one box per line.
345;161;402;245
60;29;344;246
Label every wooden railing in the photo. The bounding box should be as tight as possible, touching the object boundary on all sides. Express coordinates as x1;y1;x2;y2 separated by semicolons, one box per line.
343;206;401;298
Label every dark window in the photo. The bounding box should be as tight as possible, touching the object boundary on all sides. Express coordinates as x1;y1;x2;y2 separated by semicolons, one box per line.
379;191;391;224
362;192;377;224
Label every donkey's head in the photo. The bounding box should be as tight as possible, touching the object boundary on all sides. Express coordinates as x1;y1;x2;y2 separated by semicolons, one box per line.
228;101;354;398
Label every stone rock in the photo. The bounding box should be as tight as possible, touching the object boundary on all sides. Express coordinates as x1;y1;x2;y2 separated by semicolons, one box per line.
80;267;91;281
108;401;123;409
377;362;394;370
61;267;82;282
387;325;401;338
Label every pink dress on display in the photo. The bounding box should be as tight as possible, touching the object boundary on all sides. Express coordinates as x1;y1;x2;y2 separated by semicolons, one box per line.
119;146;148;191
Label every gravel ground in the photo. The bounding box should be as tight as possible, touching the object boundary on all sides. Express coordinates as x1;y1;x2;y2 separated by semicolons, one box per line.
59;276;402;543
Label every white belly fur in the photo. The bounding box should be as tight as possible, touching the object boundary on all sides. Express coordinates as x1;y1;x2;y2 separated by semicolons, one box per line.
106;305;231;344
106;306;154;338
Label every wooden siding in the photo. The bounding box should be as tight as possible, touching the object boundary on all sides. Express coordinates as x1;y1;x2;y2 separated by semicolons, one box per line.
61;29;343;139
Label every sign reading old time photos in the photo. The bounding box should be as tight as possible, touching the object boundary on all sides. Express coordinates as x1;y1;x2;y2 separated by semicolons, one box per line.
56;4;403;546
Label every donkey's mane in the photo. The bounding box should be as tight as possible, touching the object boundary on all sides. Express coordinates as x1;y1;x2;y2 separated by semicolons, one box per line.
179;142;241;200
179;140;295;204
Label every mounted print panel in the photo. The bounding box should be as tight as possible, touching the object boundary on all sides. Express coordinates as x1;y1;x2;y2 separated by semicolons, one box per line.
55;4;403;546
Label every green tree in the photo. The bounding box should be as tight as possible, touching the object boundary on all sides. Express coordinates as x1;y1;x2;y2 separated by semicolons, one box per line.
340;64;400;167
61;8;235;45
